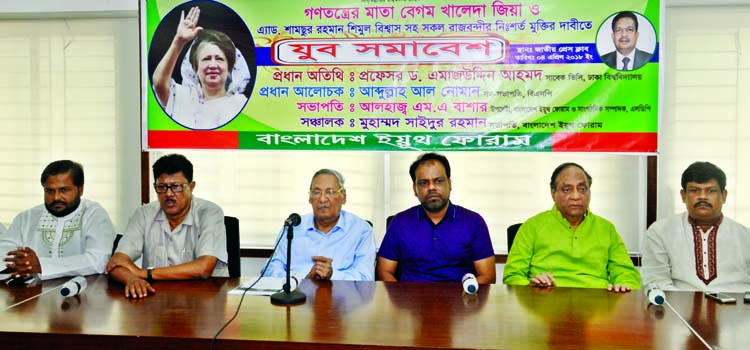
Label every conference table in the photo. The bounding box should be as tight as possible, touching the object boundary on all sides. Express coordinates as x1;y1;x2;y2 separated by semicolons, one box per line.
1;275;748;349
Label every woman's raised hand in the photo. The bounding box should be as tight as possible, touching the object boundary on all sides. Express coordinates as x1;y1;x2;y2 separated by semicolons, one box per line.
175;6;203;44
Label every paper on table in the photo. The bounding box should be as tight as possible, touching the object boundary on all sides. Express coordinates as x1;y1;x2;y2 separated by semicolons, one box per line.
229;276;287;296
0;267;11;280
3;274;38;286
1;268;34;285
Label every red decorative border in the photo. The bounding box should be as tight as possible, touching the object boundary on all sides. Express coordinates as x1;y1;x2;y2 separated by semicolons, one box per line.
552;132;657;153
148;131;239;149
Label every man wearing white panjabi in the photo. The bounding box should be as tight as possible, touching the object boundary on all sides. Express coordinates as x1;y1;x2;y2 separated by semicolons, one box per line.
0;160;116;280
152;6;251;130
641;161;750;292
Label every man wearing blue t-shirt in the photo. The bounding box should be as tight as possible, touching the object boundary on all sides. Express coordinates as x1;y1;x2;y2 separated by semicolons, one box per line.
377;153;496;283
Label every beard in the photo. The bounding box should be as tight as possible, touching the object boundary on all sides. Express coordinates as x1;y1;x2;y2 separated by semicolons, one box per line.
421;195;449;213
45;197;81;217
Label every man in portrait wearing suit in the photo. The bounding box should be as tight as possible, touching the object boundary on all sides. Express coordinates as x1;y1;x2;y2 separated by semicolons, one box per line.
601;11;653;71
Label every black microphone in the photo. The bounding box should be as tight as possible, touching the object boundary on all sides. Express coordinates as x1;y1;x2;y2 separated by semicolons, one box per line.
271;213;306;305
284;213;301;227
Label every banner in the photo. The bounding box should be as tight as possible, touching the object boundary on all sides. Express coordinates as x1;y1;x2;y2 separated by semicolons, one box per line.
142;0;660;152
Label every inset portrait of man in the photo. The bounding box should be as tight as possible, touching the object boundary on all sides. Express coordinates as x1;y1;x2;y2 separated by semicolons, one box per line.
597;11;657;71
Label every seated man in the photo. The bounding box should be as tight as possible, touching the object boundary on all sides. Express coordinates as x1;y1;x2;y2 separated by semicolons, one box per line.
264;169;375;281
642;162;750;292
377;153;496;283
107;154;227;298
1;160;116;280
503;162;640;292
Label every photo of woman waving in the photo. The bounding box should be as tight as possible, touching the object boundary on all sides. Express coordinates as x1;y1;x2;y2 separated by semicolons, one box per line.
151;5;254;130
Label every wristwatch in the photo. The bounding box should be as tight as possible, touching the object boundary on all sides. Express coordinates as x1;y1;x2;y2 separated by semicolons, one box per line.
147;267;154;282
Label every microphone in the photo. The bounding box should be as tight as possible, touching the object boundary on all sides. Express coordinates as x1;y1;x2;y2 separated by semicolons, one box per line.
284;213;301;227
462;273;478;294
60;276;87;297
645;286;665;305
271;213;306;305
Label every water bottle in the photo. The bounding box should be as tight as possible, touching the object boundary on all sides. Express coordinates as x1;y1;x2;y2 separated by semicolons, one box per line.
462;273;479;294
60;276;87;297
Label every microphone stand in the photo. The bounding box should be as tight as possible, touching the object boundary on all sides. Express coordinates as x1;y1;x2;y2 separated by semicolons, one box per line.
271;222;306;305
662;299;713;350
646;287;713;350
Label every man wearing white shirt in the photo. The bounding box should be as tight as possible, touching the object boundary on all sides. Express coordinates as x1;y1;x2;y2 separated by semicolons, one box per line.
0;160;116;280
600;11;653;71
642;162;750;292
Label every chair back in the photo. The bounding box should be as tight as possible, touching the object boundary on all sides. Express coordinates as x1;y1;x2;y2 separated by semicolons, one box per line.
507;223;522;252
112;233;123;256
225;216;241;277
377;215;402;281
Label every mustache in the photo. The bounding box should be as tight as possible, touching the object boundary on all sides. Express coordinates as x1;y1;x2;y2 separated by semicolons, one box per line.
694;201;712;208
50;200;66;206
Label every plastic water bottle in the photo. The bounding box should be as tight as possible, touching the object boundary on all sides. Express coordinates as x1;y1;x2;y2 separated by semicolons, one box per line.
462;273;479;294
60;276;87;297
644;284;665;305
